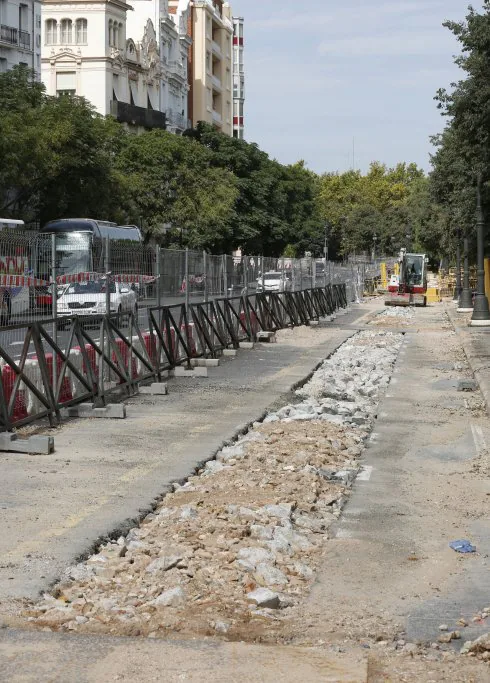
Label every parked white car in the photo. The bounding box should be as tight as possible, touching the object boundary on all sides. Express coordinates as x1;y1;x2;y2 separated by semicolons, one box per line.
57;280;137;318
256;271;292;292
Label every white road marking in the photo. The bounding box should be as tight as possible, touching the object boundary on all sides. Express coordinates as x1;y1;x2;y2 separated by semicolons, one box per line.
357;466;373;481
471;424;486;455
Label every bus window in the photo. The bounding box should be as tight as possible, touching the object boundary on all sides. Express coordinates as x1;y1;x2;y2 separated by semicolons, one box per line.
0;218;25;230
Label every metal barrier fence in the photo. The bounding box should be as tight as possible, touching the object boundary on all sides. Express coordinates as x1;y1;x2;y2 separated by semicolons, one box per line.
0;284;348;433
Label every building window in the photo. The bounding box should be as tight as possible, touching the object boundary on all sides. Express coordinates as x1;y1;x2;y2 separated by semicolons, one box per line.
118;22;123;48
45;19;57;45
108;19;113;46
19;4;28;31
75;18;87;44
206;51;211;73
60;19;73;44
56;71;76;96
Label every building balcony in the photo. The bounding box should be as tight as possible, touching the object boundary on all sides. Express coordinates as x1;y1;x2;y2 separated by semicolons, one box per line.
211;74;221;91
110;100;166;130
166;109;190;131
168;60;187;79
0;26;31;49
211;40;221;57
212;109;222;124
19;30;30;49
0;25;17;46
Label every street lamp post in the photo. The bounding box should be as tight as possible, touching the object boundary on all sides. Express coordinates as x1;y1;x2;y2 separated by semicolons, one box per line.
453;228;462;302
471;174;490;325
458;231;473;312
372;233;377;263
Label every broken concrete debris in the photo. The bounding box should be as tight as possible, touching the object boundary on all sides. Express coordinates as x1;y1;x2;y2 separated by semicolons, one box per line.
24;330;403;641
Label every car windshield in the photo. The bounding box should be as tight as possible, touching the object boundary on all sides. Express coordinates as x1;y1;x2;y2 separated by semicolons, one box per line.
65;281;116;295
263;273;282;280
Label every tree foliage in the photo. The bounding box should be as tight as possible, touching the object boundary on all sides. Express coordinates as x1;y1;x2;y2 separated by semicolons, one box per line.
1;67;451;259
429;2;490;256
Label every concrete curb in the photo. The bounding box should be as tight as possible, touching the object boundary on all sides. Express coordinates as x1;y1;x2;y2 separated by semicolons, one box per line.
446;304;490;417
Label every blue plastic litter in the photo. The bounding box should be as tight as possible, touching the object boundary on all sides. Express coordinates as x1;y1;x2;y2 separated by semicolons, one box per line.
449;540;476;553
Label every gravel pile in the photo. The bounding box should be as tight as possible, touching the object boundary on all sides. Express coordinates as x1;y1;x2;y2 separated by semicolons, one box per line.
24;330;403;641
371;307;415;327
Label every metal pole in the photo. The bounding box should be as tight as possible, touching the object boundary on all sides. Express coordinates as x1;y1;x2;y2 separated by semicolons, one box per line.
471;174;490;325
223;254;228;298
261;256;265;292
203;250;208;303
104;237;111;315
51;233;57;392
312;257;316;289
458;234;473;311
243;255;248;295
299;258;303;291
292;258;296;292
185;248;189;313
155;244;161;309
453;231;461;302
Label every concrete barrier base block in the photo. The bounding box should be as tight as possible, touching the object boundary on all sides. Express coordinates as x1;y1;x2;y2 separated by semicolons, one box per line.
239;342;255;350
257;331;276;343
222;349;237;357
172;366;208;378
310;320;320;327
191;358;220;368
0;432;54;455
139;383;168;396
61;403;126;419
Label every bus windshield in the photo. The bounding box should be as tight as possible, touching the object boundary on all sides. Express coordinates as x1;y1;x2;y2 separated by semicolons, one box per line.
54;232;92;276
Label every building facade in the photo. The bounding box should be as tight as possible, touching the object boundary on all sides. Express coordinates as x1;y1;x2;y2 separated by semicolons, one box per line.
125;0;190;134
0;0;42;78
41;0;185;131
170;0;233;136
232;14;243;139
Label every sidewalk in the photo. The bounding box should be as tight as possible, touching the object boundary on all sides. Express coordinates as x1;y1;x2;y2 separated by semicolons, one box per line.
0;305;375;606
0;629;368;683
446;302;490;415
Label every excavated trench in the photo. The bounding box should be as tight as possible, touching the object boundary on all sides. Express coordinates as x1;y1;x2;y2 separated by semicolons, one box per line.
22;325;405;643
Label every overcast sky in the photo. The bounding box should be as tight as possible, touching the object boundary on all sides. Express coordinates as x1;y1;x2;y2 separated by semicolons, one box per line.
230;0;467;174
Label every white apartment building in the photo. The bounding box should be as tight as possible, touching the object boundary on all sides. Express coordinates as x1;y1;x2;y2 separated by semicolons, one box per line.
41;0;191;131
0;0;42;77
232;15;243;139
126;0;190;134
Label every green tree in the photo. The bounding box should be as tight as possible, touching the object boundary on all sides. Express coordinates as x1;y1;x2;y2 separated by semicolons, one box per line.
115;129;238;250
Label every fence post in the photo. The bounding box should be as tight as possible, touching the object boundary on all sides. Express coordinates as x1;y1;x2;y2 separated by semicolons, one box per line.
155;244;161;309
292;259;296;292
105;237;111;315
203;250;208;303
312;257;316;289
324;258;327;288
261;255;265;292
243;255;248;295
51;233;57;391
223;254;228;297
299;258;303;291
185;248;189;313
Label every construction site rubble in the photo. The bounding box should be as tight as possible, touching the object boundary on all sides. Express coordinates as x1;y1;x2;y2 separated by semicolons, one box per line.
23;330;404;641
370;307;415;327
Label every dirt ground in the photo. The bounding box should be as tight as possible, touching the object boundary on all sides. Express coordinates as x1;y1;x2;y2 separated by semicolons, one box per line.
2;304;490;682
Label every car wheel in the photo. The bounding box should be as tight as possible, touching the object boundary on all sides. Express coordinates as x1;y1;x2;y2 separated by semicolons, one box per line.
0;293;11;326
